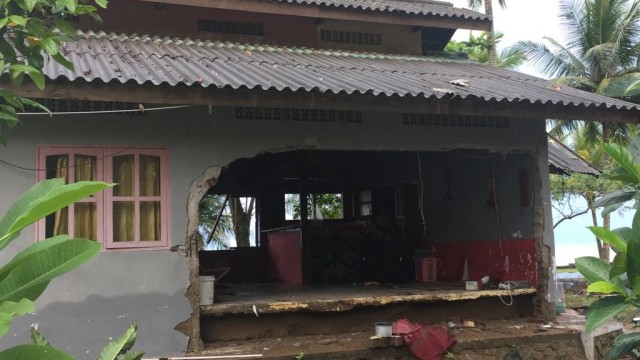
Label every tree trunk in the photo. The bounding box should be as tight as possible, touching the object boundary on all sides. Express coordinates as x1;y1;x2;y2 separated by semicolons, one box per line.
599;122;612;261
229;197;254;247
590;206;605;258
601;213;611;262
485;1;497;66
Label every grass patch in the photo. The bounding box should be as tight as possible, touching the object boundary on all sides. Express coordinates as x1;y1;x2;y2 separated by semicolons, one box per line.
557;267;578;273
565;293;596;309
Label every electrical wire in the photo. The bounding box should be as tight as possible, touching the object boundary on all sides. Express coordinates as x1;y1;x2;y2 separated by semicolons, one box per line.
498;281;517;306
417;152;427;238
491;158;503;256
0;107;178;172
16;104;193;116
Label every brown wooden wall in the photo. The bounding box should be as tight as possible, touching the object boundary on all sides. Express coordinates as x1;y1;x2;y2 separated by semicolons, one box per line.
80;0;427;55
84;0;326;47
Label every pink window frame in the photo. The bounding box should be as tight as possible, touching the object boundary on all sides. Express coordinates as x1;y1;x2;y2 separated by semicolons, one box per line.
35;146;170;251
36;146;105;245
104;147;170;250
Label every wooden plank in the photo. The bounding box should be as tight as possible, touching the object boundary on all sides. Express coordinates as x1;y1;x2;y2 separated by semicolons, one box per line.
137;0;491;31
8;81;640;123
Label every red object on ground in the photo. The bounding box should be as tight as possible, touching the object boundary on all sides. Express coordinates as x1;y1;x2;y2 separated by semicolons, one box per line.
392;319;456;360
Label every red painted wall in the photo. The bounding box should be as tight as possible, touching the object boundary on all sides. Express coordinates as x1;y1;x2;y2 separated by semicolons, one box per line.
430;238;537;286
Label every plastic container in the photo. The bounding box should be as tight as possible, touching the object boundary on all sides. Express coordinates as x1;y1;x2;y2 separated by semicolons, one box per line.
414;257;437;282
199;275;215;306
375;322;393;337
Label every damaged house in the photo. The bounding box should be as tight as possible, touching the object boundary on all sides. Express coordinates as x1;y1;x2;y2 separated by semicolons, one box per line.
0;0;638;357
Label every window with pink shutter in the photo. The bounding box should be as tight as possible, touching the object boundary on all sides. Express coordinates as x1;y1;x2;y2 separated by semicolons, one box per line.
36;146;169;250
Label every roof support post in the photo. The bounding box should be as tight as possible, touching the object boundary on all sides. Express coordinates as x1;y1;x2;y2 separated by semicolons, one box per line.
532;127;556;322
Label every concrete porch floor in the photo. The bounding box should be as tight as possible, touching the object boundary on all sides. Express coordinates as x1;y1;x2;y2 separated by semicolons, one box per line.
201;282;537;316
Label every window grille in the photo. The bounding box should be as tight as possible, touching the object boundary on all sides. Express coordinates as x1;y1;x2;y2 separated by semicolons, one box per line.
320;29;382;46
197;19;265;36
402;113;510;128
236;107;363;124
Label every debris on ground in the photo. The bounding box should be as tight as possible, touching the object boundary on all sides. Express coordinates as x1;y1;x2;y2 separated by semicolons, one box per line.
393;318;456;360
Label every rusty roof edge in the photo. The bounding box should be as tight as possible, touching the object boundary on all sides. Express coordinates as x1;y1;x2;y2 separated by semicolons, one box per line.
547;135;601;176
154;0;491;21
38;71;640;115
278;0;490;19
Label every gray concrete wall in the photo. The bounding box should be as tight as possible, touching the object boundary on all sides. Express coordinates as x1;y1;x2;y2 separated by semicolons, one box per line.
422;152;535;242
0;105;546;356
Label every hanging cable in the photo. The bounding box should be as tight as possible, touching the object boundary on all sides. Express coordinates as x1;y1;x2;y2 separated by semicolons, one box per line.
16;104;193;116
417;152;427;238
0;107;179;172
492;158;504;256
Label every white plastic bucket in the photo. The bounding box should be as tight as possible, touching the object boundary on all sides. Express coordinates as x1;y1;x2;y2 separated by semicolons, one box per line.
199;276;215;306
375;322;392;337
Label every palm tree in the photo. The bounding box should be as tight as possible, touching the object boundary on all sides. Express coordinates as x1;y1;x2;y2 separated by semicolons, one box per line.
467;0;508;65
512;0;640;261
446;31;525;69
556;126;621;260
512;0;640;145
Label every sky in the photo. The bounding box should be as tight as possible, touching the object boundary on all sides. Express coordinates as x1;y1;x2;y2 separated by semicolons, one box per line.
449;0;633;265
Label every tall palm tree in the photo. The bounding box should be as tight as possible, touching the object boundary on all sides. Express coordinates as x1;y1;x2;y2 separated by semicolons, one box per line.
513;0;640;261
467;0;508;65
512;0;640;145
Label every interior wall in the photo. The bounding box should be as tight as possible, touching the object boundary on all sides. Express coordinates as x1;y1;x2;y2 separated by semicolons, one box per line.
421;152;535;242
418;152;537;284
0;105;545;355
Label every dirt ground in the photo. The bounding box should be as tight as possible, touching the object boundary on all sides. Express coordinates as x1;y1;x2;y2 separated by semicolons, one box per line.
202;319;586;359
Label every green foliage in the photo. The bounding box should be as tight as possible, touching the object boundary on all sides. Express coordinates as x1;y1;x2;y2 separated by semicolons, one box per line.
512;0;640;145
0;178;110;341
198;194;233;249
0;344;74;360
605;332;640;359
95;323;144;360
199;195;257;249
286;193;343;220
577;139;640;357
550;137;623;225
0;178;143;359
594;141;640;214
30;323;144;360
467;0;507;11
0;0;108;145
445;31;525;69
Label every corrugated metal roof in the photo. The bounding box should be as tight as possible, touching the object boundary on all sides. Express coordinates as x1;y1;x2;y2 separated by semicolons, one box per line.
547;136;600;176
272;0;489;19
44;31;640;114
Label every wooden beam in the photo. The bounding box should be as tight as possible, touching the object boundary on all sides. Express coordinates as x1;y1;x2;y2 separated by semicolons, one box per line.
136;0;491;31
8;81;640;124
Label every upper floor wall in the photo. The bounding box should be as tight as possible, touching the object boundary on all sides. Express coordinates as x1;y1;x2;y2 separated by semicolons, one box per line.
77;0;474;55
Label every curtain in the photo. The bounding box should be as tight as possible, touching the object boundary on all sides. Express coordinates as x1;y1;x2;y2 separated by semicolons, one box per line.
140;155;161;241
52;156;69;236
74;155;97;240
113;155;134;242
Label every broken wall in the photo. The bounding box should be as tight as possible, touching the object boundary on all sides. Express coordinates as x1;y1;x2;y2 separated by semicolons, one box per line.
0;105;551;356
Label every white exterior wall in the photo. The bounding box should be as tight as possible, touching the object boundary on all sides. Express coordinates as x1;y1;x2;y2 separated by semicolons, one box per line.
0;105;550;356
